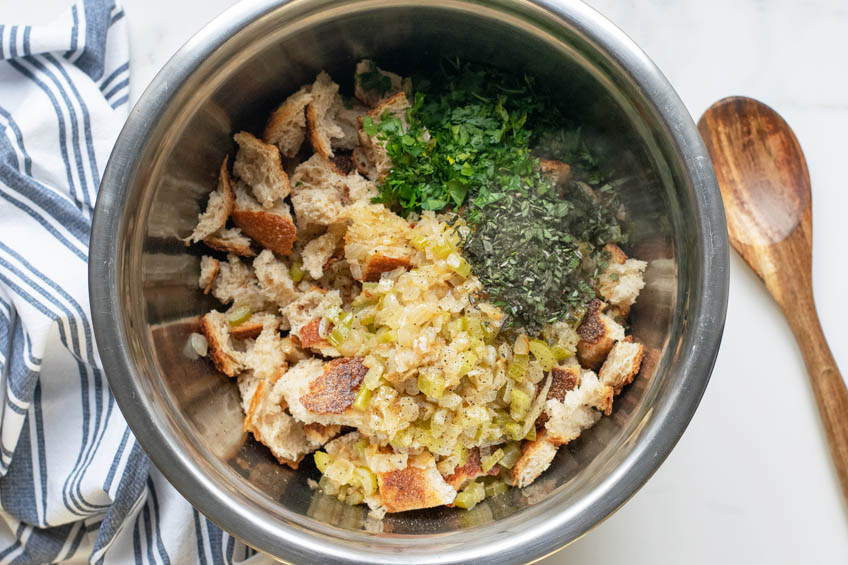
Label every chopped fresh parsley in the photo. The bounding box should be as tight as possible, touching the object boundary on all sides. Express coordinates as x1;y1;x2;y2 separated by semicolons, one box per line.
367;58;626;330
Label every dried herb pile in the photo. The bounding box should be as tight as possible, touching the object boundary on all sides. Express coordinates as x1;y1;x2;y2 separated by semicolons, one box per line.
366;59;625;331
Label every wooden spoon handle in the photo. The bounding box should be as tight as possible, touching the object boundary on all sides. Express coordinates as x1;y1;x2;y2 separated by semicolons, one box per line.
784;301;848;502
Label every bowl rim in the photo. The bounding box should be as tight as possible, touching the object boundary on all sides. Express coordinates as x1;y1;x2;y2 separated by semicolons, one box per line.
89;0;729;562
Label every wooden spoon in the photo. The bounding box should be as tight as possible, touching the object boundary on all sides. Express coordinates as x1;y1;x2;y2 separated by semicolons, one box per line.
698;96;848;503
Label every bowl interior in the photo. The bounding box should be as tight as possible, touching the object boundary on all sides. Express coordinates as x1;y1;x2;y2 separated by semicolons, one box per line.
99;0;720;562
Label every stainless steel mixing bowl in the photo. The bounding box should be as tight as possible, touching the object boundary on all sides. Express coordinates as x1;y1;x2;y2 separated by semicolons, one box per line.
89;0;729;562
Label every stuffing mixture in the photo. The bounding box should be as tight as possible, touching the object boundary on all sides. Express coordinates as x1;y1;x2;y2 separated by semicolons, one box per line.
184;60;648;518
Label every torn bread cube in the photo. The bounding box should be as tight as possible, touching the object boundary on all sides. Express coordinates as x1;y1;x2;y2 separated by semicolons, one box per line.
344;203;414;282
241;315;287;381
302;228;343;280
231;181;297;256
510;431;558;488
252;249;299;307
237;371;263;414
599;336;644;395
229;312;270;340
544;370;614;446
306;72;346;159
263;85;313;158
377;457;456;513
334;100;368;151
185;157;234;244
243;377;313;469
289;154;378;230
354;60;412;108
281;287;342;338
576;298;624;370
210;254;269;311
200;310;245;377
198;256;220;295
597;243;647;317
296;317;330;351
303;423;341;446
233;131;291;208
203;227;255;257
279;357;368;428
536;362;581;428
353;92;411;182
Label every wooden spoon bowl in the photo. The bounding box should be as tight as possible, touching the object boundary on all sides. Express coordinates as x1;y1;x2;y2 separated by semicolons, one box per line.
699;97;848;503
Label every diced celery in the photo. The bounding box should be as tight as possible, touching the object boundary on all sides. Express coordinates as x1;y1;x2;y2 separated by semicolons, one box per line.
363;364;384;390
432;240;453;259
324;305;343;325
510;388;531;419
357;309;376;326
508;354;529;381
353;386;371;410
504;422;523;441
410;233;429;250
289;261;305;283
313;451;330;473
446;252;471;277
355;467;377;495
458;351;478;377
484;480;510;498
418;372;446;400
464;317;484;339
453;491;476;510
226;305;251;326
529;339;556;371
361;281;379;292
498;442;522;469
455;481;485;510
376;327;397;344
328;324;350;347
458;446;468;466
346;490;364;505
551;345;573;362
524;425;537;441
390;429;413;450
481;448;504;472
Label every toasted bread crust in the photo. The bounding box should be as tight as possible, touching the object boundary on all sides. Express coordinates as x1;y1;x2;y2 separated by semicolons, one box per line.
229;320;265;340
549;365;580;402
298;317;331;349
201;258;220;295
511;431;558;488
203;233;256;257
576;299;617;370
377;465;455;513
262;86;312;157
361;254;413;282
306;103;331;159
231;209;297;256
599;336;644;395
300;357;367;414
604;243;627;265
536;364;581;427
200;314;239;377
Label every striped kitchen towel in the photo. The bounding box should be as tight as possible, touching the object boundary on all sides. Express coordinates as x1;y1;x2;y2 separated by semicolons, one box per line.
0;2;264;563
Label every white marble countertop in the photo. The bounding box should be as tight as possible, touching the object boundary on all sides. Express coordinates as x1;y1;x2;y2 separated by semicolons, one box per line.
7;0;848;562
